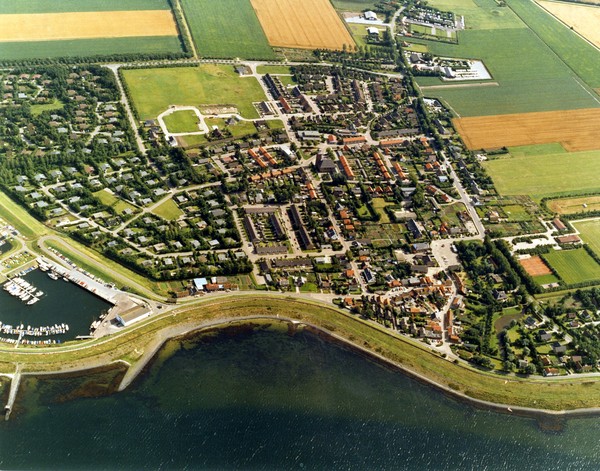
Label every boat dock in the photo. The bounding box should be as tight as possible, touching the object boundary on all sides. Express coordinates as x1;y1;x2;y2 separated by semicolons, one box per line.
4;365;21;421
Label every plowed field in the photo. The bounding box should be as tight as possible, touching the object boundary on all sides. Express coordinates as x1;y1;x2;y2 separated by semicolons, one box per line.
0;10;177;42
454;108;600;152
250;0;354;50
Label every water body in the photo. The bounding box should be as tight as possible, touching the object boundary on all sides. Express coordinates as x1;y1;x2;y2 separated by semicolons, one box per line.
0;269;111;339
1;324;600;470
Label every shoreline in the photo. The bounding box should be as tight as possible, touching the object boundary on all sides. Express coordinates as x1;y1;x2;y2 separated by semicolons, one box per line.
3;296;600;417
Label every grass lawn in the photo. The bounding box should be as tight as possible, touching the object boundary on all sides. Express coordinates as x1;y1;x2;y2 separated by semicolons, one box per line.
372;198;391;224
180;0;274;59
93;189;137;215
152;199;184;221
266;119;285;130
0;0;170;13
506;0;600;88
414;27;599;116
483;149;600;200
30;99;64;116
256;65;292;75
507;143;566;157
178;134;208;147
0;36;182;61
163;110;200;133
0;191;48;239
502;204;530;222
205;118;257;138
543;248;600;285
123;64;266;120
403;42;429;53
534;274;560;286
331;0;379;11
573;220;600;258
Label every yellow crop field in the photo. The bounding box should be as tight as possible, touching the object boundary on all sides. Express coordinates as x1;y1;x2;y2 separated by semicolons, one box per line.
250;0;355;51
454;108;600;152
538;0;600;48
0;10;177;42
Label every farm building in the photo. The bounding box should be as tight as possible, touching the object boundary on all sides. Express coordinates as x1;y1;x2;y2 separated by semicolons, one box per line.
367;27;380;38
364;11;378;21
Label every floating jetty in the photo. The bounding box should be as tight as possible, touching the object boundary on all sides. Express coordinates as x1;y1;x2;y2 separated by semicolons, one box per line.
2;277;43;305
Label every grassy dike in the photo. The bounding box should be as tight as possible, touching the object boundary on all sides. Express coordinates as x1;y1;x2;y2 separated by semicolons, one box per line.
2;295;600;412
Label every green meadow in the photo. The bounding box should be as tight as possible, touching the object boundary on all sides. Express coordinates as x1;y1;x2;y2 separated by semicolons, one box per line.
573;220;600;259
544;249;600;285
163;111;200;134
180;0;274;59
122;64;266;120
483;149;600;200
0;0;170;13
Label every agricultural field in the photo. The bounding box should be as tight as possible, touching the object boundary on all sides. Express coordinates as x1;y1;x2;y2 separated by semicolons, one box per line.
179;0;274;59
250;0;355;51
483;149;600;200
0;0;171;13
331;0;379;11
426;0;524;30
0;0;182;60
573;220;600;259
506;0;600;89
151;199;184;221
544;248;600;285
122;64;266;121
538;0;600;48
547;196;600;215
0;11;177;42
414;28;600;116
163;110;200;134
454;108;600;151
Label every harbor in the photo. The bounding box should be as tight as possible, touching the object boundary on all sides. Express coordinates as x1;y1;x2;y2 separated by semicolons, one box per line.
0;266;113;343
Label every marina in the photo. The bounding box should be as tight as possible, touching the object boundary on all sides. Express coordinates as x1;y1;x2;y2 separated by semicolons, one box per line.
0;266;112;342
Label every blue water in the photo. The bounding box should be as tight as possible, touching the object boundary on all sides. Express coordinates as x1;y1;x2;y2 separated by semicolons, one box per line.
1;324;599;470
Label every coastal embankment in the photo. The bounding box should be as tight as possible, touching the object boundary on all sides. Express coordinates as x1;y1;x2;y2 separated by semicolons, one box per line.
3;296;600;417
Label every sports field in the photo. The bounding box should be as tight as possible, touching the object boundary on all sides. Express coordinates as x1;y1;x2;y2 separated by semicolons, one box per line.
573;220;600;259
250;0;355;50
455;108;600;151
163;110;200;134
414;28;600;117
0;11;176;42
179;0;274;59
548;196;600;215
543;248;600;284
122;65;266;121
520;256;552;277
538;1;600;48
483;149;600;199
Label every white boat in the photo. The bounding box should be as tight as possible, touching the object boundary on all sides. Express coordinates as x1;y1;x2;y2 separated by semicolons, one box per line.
48;272;59;280
35;290;43;297
27;297;39;305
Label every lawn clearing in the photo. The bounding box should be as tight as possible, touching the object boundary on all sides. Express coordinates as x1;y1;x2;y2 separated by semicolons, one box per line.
205;118;257;138
548;196;600;215
151;198;184;221
250;0;355;51
519;256;552;277
180;0;274;59
93;189;137;215
538;0;600;48
30;98;64;116
331;0;379;10
414;27;600;116
371;198;391;224
256;65;292;75
163;110;200;133
0;190;48;240
122;64;266;121
543;248;600;284
0;11;177;42
573;219;600;259
483;148;600;199
507;143;566;157
534;274;560;286
455;108;600;152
